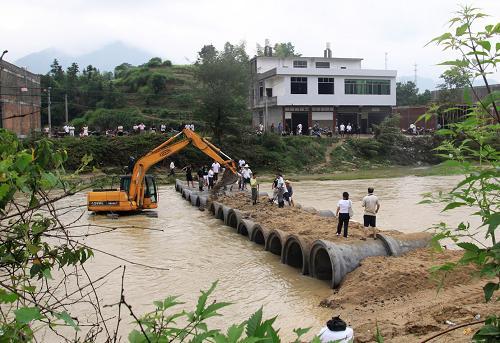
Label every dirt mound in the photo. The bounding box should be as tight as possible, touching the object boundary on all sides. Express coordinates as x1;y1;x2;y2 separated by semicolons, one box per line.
321;248;499;342
219;193;403;242
325;248;476;307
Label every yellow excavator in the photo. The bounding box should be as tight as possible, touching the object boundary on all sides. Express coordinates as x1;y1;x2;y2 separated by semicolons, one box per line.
87;128;238;213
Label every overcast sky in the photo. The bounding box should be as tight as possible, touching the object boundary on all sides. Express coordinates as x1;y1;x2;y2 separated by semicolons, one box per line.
2;0;499;82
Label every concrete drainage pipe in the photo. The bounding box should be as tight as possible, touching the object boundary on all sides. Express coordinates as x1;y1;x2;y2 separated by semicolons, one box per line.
208;201;219;215
309;239;389;288
250;224;270;246
282;235;313;275
377;232;432;256
198;195;208;208
226;209;244;229
318;210;335;218
212;202;224;220
182;189;192;200
221;205;233;225
265;229;288;257
190;194;199;207
237;219;257;238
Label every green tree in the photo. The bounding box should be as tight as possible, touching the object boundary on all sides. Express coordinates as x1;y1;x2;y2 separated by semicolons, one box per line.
146;57;162;67
423;6;499;341
149;73;168;94
396;81;431;106
195;42;250;142
396;81;419;106
436;66;471;104
418;89;432;105
49;58;64;82
273;42;301;57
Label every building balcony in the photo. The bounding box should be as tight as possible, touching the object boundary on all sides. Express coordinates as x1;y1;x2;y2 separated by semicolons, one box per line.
252;96;277;108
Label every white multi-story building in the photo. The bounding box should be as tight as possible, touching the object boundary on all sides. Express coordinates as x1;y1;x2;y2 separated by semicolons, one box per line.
250;45;397;134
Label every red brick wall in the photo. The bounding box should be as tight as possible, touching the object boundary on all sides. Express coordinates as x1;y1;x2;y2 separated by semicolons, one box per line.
1;60;41;136
393;106;436;129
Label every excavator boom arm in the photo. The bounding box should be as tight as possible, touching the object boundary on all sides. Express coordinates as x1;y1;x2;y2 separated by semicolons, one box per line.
128;129;237;205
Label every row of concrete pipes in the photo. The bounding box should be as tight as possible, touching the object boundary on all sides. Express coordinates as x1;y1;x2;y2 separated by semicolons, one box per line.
175;180;431;288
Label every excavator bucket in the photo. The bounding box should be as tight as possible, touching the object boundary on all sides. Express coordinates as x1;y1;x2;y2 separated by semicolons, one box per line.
211;169;239;195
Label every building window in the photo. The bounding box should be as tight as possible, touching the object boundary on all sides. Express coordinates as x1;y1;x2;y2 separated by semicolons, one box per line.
293;60;307;68
266;88;273;97
344;79;391;95
291;77;307;94
259;81;263;98
340;66;347;69
316;61;330;68
318;77;334;94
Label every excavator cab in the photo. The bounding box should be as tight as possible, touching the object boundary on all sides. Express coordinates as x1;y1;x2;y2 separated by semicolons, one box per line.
120;175;158;208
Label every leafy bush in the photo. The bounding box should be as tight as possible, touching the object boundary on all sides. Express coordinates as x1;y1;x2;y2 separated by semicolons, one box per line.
348;139;382;158
128;281;315;343
373;114;406;152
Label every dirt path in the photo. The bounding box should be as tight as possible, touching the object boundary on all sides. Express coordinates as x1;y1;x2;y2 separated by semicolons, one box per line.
311;141;343;172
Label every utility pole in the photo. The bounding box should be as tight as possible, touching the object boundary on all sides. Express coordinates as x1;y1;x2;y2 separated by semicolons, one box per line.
47;87;52;136
384;52;388;70
64;93;68;123
0;50;8;129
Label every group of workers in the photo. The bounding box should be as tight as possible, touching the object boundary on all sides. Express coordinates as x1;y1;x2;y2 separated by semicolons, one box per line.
181;161;221;191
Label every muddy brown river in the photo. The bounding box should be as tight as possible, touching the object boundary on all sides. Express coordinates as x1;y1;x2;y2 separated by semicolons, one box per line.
61;175;476;340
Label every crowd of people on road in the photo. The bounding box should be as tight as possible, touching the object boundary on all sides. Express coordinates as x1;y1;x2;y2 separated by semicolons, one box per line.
43;122;197;138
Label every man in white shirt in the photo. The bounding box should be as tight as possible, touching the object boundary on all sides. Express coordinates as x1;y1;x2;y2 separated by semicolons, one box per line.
169;161;175;176
63;125;69;135
160;124;166;133
362;187;380;239
138;123;145;133
297;123;302;135
208;168;214;189
241;165;252;190
276;173;287;208
69;126;75;136
238;159;246;168
410;123;417;134
339;123;345;138
346;123;352;135
211;161;220;182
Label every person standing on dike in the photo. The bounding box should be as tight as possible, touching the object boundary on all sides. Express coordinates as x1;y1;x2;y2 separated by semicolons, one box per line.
182;164;194;188
362;187;380;239
335;192;352;238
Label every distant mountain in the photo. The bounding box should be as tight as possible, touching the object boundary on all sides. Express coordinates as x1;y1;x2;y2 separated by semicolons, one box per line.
15;41;154;74
397;76;438;92
15;48;73;74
